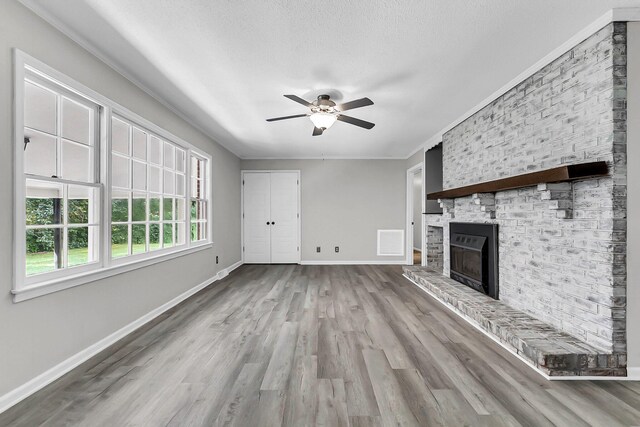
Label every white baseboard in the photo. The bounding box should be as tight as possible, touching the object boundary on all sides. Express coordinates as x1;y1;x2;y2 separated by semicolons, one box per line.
219;260;243;279
402;274;635;381
300;260;406;265
625;367;640;380
0;261;243;415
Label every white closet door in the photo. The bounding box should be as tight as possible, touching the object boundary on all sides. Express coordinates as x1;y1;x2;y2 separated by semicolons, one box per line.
270;172;299;263
243;172;271;263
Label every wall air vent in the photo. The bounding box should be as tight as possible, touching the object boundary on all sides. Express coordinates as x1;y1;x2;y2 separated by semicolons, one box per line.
377;229;405;256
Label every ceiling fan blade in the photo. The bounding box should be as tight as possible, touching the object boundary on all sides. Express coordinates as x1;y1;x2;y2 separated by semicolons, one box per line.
336;97;374;112
284;94;313;107
336;114;375;129
312;127;324;136
266;113;308;122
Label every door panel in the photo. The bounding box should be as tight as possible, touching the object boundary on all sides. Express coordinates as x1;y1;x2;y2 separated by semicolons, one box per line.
270;172;299;263
243;173;271;263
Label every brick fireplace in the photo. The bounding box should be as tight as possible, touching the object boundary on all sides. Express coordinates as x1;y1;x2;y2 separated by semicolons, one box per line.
406;22;628;376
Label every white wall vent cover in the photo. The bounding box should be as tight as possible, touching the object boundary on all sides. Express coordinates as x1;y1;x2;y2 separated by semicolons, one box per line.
377;229;405;256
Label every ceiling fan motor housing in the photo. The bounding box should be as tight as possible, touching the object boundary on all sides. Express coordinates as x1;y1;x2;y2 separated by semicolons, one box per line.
313;94;336;111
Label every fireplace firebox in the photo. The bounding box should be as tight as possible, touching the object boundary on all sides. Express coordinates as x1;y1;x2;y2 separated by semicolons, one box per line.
449;222;498;299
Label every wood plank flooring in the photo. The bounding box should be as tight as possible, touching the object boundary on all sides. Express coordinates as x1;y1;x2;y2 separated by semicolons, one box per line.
1;264;640;426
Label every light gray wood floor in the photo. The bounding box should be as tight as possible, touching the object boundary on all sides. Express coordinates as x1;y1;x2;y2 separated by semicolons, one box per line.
2;264;640;426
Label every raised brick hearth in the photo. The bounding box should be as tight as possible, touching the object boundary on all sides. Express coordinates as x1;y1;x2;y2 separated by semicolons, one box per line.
403;266;627;376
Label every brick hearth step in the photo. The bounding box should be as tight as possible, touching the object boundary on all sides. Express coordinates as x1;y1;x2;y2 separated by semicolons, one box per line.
403;266;627;377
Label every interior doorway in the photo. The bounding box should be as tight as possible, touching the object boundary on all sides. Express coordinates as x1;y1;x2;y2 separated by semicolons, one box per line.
406;163;424;265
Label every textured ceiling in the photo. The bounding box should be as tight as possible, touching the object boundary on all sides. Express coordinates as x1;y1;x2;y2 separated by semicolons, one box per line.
21;0;640;158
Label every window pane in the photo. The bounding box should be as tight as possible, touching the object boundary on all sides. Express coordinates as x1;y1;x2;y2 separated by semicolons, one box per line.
163;197;174;220
149;136;162;165
150;223;161;251
132;224;146;255
176;174;185;196
111;225;129;258
68;196;89;224
111;191;129;222
24;81;57;135
26;180;64;225
176;198;185;221
69;186;97;224
112;154;130;188
24;130;57;177
68;226;98;267
175;148;185;173
149;166;162;193
61;97;91;145
164;170;175;194
112;117;129;155
26;228;60;275
163;223;173;247
176;223;186;246
191;156;198;178
132;127;147;160
164;142;174;169
149;197;161;221
132;194;146;222
191;222;206;242
132;161;147;191
198;201;207;221
190;199;197;220
62;140;91;182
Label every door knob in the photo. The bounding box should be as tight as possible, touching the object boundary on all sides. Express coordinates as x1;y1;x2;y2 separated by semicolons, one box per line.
266;221;269;225
271;221;275;225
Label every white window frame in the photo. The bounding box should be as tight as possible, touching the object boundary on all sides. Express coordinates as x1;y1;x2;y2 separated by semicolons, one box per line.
13;50;213;302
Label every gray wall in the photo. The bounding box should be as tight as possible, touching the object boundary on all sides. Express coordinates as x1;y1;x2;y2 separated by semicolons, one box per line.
0;1;241;398
241;159;406;262
627;22;640;370
438;23;626;352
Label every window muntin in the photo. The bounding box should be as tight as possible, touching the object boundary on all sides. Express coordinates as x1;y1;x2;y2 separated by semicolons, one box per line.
23;73;101;281
190;154;208;242
110;116;189;260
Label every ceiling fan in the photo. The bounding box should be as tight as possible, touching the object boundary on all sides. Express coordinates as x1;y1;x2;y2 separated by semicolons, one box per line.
266;94;375;136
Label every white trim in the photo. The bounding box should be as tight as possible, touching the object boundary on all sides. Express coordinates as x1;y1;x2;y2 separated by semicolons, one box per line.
240;170;301;264
301;260;406;265
0;263;241;415
403;274;636;381
240;156;408;160
406;163;423;265
406;7;640;157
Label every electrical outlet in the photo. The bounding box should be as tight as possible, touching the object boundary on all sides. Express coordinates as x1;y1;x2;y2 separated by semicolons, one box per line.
335;246;339;253
316;246;321;253
216;256;219;264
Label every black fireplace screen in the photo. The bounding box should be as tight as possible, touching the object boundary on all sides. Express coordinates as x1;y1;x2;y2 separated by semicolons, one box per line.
451;245;482;282
449;223;498;299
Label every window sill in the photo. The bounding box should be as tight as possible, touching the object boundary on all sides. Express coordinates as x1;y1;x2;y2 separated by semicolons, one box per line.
12;243;213;303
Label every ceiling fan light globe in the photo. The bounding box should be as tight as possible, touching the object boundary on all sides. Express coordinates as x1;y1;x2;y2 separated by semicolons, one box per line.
309;112;337;130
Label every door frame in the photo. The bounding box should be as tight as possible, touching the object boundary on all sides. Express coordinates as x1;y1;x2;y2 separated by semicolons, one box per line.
406;163;425;266
241;170;301;264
